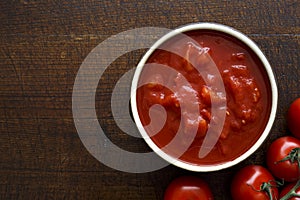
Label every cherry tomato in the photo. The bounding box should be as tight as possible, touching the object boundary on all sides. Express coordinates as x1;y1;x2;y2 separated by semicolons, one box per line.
164;176;213;200
279;180;300;200
231;165;278;200
266;136;300;182
288;98;300;139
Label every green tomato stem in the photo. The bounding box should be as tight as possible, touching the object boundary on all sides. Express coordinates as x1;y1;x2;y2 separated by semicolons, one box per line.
261;182;274;200
280;179;300;200
249;180;279;200
275;147;300;178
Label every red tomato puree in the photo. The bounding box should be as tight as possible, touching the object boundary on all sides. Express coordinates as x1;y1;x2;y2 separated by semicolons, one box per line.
136;30;271;165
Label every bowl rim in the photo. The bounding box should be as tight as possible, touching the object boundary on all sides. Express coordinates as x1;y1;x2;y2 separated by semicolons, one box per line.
130;22;278;172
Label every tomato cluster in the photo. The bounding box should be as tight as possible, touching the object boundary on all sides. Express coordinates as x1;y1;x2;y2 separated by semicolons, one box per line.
164;98;300;200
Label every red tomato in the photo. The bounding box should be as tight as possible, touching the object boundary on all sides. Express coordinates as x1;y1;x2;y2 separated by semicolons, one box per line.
279;181;300;200
266;136;300;182
288;98;300;139
164;176;213;200
231;165;278;200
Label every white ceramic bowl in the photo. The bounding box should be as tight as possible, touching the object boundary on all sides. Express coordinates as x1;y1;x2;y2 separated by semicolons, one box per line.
131;23;278;172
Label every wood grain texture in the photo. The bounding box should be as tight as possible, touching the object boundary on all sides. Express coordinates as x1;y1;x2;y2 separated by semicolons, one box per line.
1;0;299;199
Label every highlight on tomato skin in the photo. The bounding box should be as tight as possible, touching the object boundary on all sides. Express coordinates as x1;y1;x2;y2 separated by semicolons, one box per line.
266;136;300;182
164;176;213;200
288;98;300;139
230;165;278;200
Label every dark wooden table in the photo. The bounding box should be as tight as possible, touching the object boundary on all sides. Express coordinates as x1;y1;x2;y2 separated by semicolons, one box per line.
1;0;299;199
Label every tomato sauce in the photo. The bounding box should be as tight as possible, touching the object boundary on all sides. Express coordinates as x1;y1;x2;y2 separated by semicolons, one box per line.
136;30;272;165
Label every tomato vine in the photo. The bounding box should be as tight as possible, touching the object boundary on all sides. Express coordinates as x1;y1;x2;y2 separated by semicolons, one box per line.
280;179;300;200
